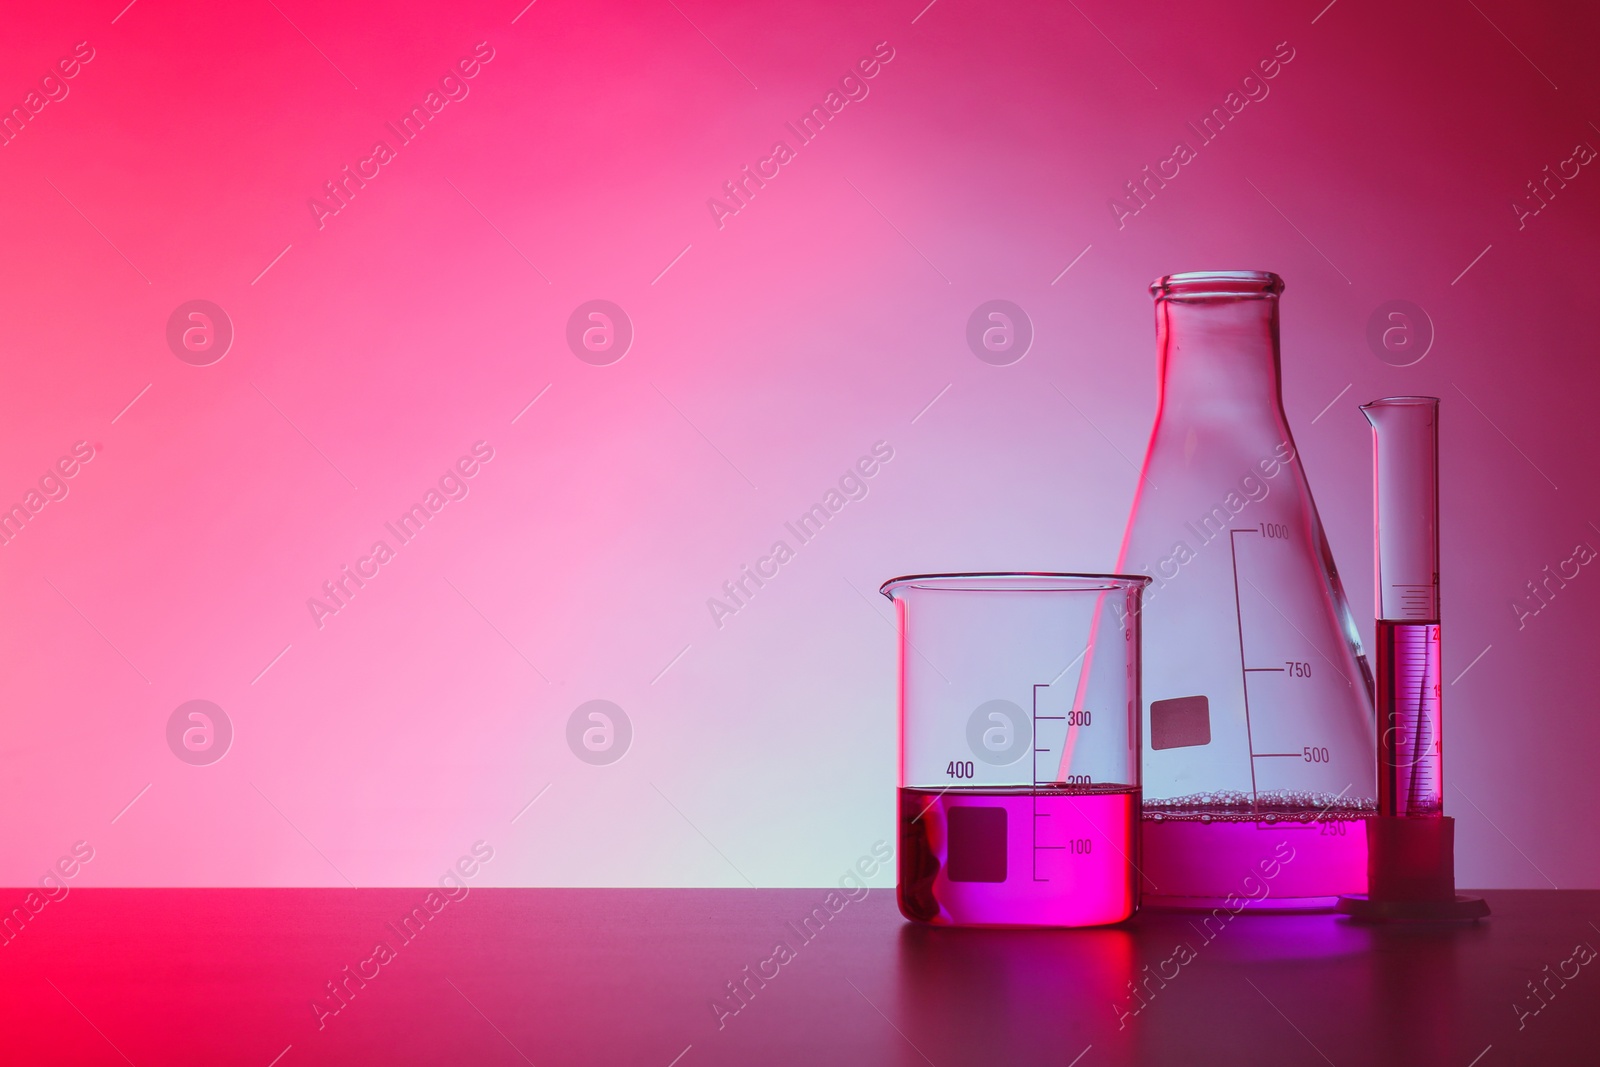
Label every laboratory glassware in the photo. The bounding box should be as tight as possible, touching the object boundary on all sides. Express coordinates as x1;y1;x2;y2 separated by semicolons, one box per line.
1118;271;1376;909
1340;397;1487;921
883;573;1150;927
1365;397;1443;818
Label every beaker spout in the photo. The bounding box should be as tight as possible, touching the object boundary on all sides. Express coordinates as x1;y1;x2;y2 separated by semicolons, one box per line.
1360;397;1439;622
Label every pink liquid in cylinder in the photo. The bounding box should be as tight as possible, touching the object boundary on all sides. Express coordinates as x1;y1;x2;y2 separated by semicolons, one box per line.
898;786;1139;927
1377;620;1443;817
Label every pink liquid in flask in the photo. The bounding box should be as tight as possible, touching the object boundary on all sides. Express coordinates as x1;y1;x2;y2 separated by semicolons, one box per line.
898;785;1140;927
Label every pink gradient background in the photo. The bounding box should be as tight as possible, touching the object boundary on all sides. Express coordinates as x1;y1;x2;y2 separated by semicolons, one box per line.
0;0;1595;890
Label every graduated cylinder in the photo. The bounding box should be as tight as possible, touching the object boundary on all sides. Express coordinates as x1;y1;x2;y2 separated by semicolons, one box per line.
1362;397;1443;818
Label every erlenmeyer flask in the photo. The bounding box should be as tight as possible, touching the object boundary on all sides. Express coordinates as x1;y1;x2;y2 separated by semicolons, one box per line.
1119;271;1376;909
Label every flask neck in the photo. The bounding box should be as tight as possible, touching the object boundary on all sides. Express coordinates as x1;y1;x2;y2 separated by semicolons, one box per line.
1155;294;1284;421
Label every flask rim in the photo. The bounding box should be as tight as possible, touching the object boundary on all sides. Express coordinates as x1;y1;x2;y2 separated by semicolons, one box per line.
1150;270;1284;299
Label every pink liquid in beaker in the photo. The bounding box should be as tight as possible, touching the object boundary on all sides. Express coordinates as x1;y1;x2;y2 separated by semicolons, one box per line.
898;785;1139;927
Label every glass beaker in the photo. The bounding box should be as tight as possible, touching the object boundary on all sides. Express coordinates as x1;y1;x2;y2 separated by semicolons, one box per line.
882;572;1150;927
1119;271;1377;909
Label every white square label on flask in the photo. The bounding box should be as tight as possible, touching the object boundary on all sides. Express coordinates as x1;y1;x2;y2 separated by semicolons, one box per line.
1151;696;1211;750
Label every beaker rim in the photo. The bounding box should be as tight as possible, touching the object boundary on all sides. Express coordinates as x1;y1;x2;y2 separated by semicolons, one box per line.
879;571;1153;599
1359;395;1440;408
1150;270;1284;299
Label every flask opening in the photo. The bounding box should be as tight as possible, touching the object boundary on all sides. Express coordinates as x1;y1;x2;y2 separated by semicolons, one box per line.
1151;270;1284;300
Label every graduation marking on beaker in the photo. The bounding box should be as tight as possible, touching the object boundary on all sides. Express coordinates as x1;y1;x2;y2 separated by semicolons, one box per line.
1032;681;1066;882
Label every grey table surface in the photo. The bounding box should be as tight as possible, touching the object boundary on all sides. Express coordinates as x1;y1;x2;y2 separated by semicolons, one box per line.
0;889;1593;1065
